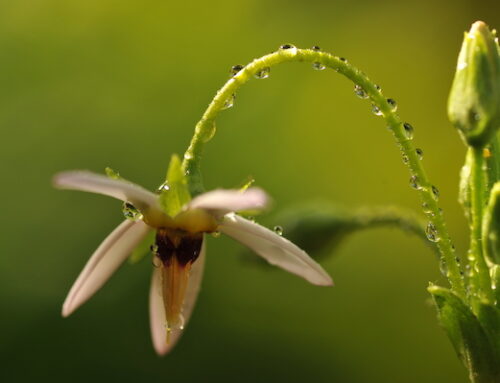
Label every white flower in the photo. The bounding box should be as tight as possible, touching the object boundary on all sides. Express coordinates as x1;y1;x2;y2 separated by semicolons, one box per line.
53;170;333;355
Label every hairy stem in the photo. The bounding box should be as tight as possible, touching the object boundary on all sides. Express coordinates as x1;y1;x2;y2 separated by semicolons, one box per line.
181;47;466;297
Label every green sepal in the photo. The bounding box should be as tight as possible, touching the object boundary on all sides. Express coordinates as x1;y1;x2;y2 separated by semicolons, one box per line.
159;154;192;217
448;22;500;148
459;149;473;223
128;230;155;265
482;182;500;264
428;285;500;383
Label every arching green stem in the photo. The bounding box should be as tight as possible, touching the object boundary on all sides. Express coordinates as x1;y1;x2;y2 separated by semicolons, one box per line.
181;47;466;297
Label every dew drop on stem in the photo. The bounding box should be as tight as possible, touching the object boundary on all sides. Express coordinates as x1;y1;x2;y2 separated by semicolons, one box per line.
403;123;414;139
354;85;368;99
254;67;270;79
222;94;235;110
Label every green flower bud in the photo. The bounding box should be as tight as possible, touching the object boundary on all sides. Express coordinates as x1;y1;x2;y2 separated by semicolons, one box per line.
448;21;500;147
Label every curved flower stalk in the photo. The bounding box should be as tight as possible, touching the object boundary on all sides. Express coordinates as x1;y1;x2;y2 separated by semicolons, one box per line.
54;158;332;355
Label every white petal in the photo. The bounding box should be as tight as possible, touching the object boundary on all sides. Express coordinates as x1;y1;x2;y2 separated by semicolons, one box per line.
62;220;151;317
53;171;160;212
219;214;333;286
149;239;206;356
187;187;269;216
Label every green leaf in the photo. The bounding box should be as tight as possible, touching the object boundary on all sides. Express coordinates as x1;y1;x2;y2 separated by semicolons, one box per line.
271;204;435;261
448;21;500;147
476;301;500;358
158;154;192;217
428;285;500;383
482;182;500;264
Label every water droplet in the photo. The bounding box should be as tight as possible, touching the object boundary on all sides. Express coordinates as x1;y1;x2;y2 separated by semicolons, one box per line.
211;231;221;238
403;122;414;139
230;64;244;76
150;244;159;254
372;104;383;116
339;57;347;62
402;155;409;164
254;67;270;79
386;98;397;111
105;167;120;179
410;175;421;190
425;222;440;242
311;45;321;51
375;84;381;91
273;225;283;236
422;202;431;214
354;85;368;99
416;148;424;160
122;202;142;221
152;254;161;268
431;185;440;200
222;94;235;110
156;182;170;193
439;257;448;277
279;44;297;55
312;62;325;70
200;120;217;142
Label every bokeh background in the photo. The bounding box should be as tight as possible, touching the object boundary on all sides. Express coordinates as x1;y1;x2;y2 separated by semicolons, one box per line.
1;0;500;382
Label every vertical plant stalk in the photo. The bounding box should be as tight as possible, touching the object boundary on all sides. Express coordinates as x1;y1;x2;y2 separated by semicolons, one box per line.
181;47;466;297
470;147;494;303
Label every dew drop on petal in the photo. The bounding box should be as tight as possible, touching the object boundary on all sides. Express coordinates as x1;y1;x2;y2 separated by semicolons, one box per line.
403;122;414;139
273;225;283;236
354;85;368;99
311;45;321;51
254;67;270;79
105;167;120;179
122;202;142;221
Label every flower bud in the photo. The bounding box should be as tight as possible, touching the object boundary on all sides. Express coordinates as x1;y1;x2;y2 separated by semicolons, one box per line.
448;21;500;147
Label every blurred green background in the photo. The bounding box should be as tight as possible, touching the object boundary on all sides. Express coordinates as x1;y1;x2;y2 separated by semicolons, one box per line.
1;0;500;382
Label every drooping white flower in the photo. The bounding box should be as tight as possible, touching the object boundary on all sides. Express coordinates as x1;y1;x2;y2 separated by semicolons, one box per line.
54;165;332;355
